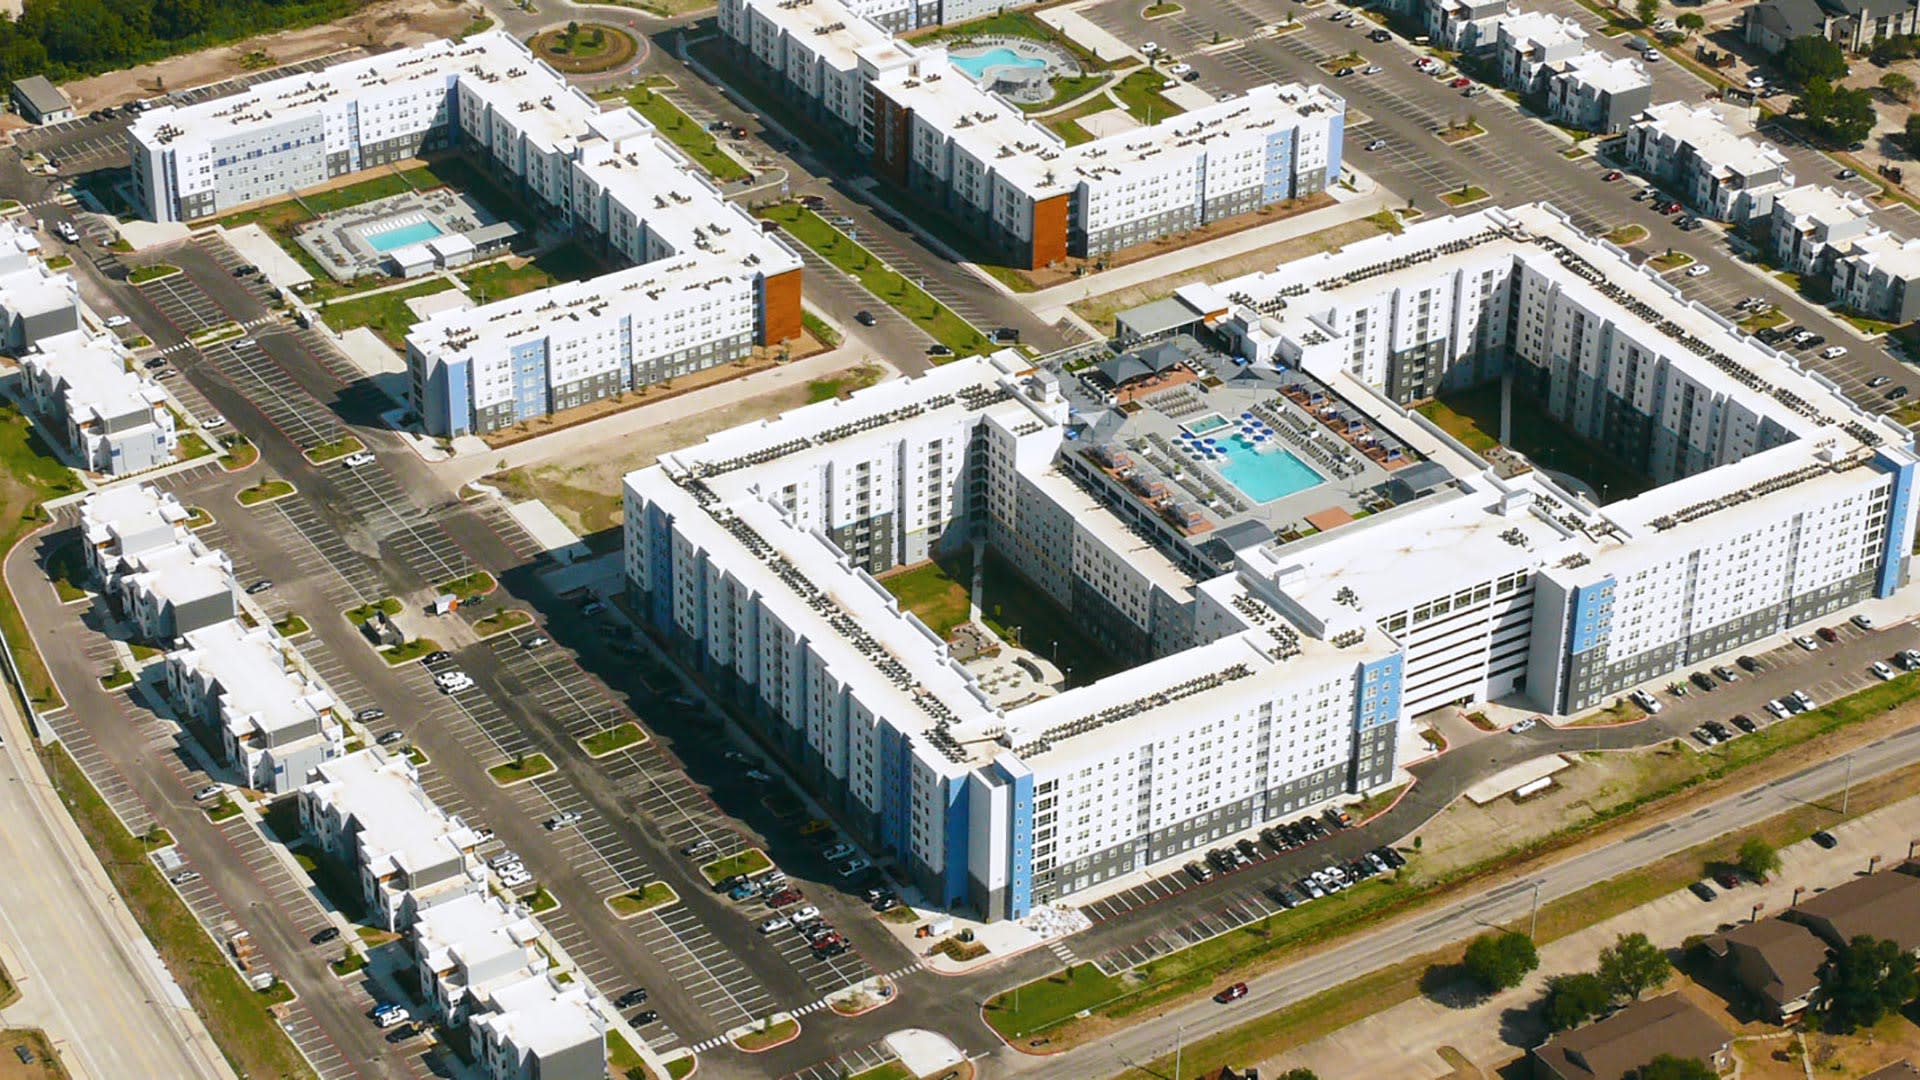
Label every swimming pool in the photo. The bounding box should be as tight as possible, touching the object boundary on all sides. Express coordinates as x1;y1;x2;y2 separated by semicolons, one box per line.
363;218;445;253
1213;437;1324;503
1183;414;1231;437
949;46;1049;80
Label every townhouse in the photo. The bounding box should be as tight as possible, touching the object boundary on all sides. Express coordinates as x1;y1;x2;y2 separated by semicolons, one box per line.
297;750;485;930
20;328;177;475
1624;101;1795;222
166;620;345;793
1767;183;1877;274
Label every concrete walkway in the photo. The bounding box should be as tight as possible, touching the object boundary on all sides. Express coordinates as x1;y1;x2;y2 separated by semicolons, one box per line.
1015;185;1399;315
1264;791;1920;1078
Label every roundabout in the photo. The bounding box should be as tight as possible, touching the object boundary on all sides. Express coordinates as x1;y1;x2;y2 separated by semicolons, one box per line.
528;22;639;74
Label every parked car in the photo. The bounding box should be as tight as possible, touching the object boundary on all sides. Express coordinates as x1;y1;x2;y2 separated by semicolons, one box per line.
632;1010;660;1026
1689;881;1716;902
1185;860;1213;882
543;811;582;830
1711;665;1738;683
1685;263;1711;278
341;451;376;468
245;579;274;594
1510;716;1537;733
1730;714;1757;733
615;988;649;1009
355;707;386;722
193;784;223;801
1364;138;1387;151
376;730;407;747
1818;626;1841;643
1821;345;1849;359
1812;830;1838;849
311;926;341;944
1872;660;1897;680
836;858;871;877
1794;634;1820;651
1852;614;1875;630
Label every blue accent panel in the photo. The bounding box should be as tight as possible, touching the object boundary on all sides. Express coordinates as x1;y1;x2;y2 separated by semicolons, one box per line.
1354;653;1403;731
423;356;471;437
1567;577;1616;655
1261;128;1295;203
942;775;969;909
877;724;910;857
645;504;675;632
509;340;549;423
1875;451;1917;599
1325;112;1343;185
1004;762;1034;920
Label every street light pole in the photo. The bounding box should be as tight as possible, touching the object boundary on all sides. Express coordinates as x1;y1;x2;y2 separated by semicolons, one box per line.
1174;1022;1186;1080
1528;881;1542;940
1842;755;1855;817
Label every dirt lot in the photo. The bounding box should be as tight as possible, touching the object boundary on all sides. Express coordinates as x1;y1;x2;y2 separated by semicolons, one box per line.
0;1030;67;1080
55;0;482;111
486;362;880;537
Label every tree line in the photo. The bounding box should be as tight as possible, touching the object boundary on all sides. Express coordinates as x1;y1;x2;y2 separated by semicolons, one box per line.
0;0;365;86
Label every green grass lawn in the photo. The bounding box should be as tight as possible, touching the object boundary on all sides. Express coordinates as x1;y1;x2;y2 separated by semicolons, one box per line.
801;311;841;347
1605;224;1647;245
304;435;363;464
176;432;213;461
732;1017;799;1051
878;560;971;639
274;613;310;637
205;797;242;823
488;753;554;785
1840;310;1902;336
977;551;1125;684
528;887;559;914
984;963;1122;1039
437;571;495;601
100;665;133;690
1143;1;1183;15
581;723;648;758
806;364;885;403
619;88;750;182
473;609;532;637
329;950;366;977
607;882;677;918
0;403;81;709
237;479;293;506
457;245;601;303
39;743;310;1079
128;642;162;663
344;597;402;624
1651;250;1695;271
218;438;258;472
1017;73;1109;113
380;638;440;665
1439;185;1489;206
1741;308;1791;331
701;848;772;883
45;540;88;603
1420;384;1651;502
756;205;989;356
127;263;180;284
1112;70;1184;123
607;1030;646;1080
1047;117;1098;146
318;281;455;349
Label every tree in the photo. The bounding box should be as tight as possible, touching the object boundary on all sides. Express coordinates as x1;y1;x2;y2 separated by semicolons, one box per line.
1675;12;1704;33
1883;71;1916;102
1907;112;1920;155
1815;935;1919;1033
1639;1055;1718;1080
1781;35;1850;87
562;18;579;50
1598;932;1671;1000
1462;931;1540;991
1543;971;1613;1031
1737;837;1781;881
1634;0;1659;29
1794;77;1878;146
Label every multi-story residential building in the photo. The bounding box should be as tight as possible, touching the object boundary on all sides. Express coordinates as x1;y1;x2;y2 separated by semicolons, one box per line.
1745;0;1835;52
1768;184;1878;274
1496;11;1588;93
713;0;1345;268
299;749;484;930
411;893;545;1028
20;329;177;475
129;33;805;437
1830;230;1920;322
627;202;1919;920
1624;102;1794;222
79;484;195;587
467;975;607;1080
113;539;234;643
1822;0;1920;50
1425;0;1518;50
166;620;345;793
1541;51;1653;133
0;222;81;351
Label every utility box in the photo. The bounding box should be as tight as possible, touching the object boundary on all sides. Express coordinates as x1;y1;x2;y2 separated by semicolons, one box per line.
430;593;459;616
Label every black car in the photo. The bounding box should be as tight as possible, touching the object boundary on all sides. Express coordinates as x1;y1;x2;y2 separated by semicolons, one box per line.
1266;884;1299;907
1375;846;1406;869
1737;654;1764;673
1689;881;1716;901
1704;720;1732;740
1800;334;1827;349
233;264;259;278
1234;838;1260;860
991;327;1021;343
355;707;386;723
874;896;900;912
245;579;274;594
632;1010;660;1025
1184;860;1212;882
1812;830;1838;849
422;650;452;665
854;310;877;326
615;988;649;1009
1889;385;1911;401
1368;28;1391;40
1730;714;1757;733
1690;671;1717;692
926;343;953;356
311;926;342;944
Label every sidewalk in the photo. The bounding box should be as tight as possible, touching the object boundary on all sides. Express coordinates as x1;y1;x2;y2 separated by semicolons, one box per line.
1264;792;1920;1078
1016;186;1399;314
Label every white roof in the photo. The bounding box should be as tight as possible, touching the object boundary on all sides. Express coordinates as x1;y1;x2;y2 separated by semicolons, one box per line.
1772;183;1875;229
304;749;477;868
413;893;540;988
472;975;604;1060
173;620;332;740
1835;229;1920;279
81;484;189;556
126;540;230;608
1498;9;1587;49
1552;50;1650;93
26;329;163;422
1634;101;1787;178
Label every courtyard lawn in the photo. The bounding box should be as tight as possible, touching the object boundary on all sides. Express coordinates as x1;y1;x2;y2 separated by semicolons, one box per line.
756;204;989;357
1418;384;1651;502
878;560;971;639
620;88;751;183
457;245;601;303
805;364;885;403
318;280;457;349
977;551;1125;684
1112;70;1185;123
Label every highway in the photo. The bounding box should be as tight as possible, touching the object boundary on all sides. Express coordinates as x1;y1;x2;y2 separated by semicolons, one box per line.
0;690;234;1080
1001;716;1920;1078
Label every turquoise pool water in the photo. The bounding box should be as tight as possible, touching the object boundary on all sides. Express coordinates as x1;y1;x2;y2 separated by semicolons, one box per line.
1183;414;1230;436
1214;437;1324;503
364;219;444;253
950;47;1048;79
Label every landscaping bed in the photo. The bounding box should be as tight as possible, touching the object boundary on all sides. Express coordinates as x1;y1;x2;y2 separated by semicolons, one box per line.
380;638;441;665
581;723;649;758
700;848;772;883
236;479;294;506
488;754;555;785
606;882;678;918
730;1017;799;1052
529;23;638;74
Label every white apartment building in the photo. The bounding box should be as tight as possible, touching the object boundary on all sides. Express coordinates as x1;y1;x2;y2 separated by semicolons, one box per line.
299;749;484;930
1624;102;1794;223
1542;51;1653;133
79;484;194;588
166;620;345;793
128;33;805;438
1496;11;1588;93
1768;183;1878;274
468;975;607;1080
628;203;1919;920
714;0;1345;267
0;221;80;351
21;329;177;475
1829;230;1920;323
1425;0;1518;50
114;539;234;643
411;893;544;1027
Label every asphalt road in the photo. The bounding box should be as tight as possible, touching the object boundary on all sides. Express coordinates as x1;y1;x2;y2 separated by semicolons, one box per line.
1074;0;1920;414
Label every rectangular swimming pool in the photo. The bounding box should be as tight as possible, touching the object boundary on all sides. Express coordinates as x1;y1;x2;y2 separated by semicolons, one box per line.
1183;414;1231;437
1214;437;1324;503
364;219;444;253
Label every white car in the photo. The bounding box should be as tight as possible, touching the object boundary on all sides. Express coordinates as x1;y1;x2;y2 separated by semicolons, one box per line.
1766;698;1792;718
202;414;226;429
1142;41;1159;54
1362;64;1382;74
104;314;132;328
1629;689;1664;714
1872;660;1897;680
1820;345;1848;359
758;916;791;934
499;870;533;888
1168;62;1193;77
377;1008;412;1029
790;905;821;922
822;843;856;861
439;674;476;693
1685;264;1710;277
1510;717;1537;733
487;852;521;869
55;222;78;243
1794;634;1820;651
1746;74;1766;89
341;451;376;468
232;338;255;349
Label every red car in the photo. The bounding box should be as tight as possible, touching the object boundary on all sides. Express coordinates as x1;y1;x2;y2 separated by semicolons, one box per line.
1449;76;1471;88
767;888;804;907
1214;982;1249;1003
1602;169;1622;181
1818;626;1841;642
